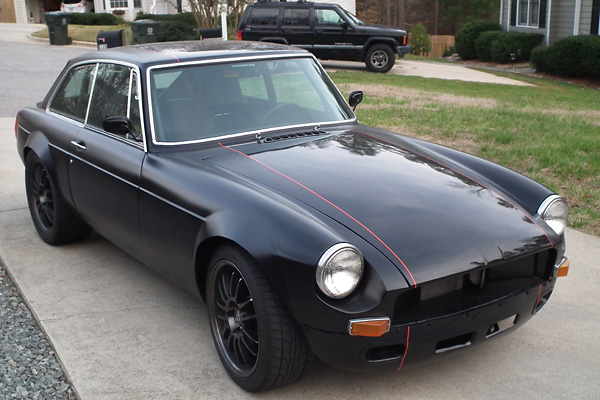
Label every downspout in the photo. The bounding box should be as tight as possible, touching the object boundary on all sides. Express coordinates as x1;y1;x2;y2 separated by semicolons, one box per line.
547;0;552;45
500;0;504;26
573;0;582;35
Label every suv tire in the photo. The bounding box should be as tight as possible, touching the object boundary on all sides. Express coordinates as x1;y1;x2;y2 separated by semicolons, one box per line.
365;44;395;73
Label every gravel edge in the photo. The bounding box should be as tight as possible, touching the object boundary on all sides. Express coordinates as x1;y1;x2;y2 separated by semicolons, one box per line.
0;257;79;400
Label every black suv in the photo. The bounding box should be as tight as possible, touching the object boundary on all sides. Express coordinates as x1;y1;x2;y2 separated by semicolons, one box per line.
238;0;411;73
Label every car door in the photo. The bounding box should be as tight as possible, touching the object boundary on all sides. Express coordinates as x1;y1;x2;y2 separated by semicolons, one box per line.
46;64;96;202
68;62;146;259
313;7;358;60
281;7;313;50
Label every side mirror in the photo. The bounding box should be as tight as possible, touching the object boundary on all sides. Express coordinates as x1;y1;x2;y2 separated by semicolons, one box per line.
348;90;363;111
341;21;349;30
103;116;140;141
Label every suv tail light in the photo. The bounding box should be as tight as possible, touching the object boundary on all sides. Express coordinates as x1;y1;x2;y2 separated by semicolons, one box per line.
237;31;242;41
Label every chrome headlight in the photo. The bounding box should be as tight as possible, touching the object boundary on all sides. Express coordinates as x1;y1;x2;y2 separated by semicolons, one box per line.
316;243;364;299
538;195;569;236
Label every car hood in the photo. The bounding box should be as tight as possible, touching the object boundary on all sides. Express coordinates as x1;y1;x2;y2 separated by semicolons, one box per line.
207;129;553;286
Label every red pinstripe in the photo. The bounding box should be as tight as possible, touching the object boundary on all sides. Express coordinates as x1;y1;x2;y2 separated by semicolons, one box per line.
218;142;418;288
355;131;554;248
397;326;410;371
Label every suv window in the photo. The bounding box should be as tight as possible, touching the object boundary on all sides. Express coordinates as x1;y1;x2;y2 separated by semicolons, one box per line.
49;64;96;122
247;8;279;26
283;8;310;26
315;9;344;26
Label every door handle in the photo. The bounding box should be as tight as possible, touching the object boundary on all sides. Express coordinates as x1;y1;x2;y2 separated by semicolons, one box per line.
70;141;87;150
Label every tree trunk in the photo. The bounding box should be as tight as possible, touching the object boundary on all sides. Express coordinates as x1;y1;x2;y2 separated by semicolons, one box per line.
396;0;405;29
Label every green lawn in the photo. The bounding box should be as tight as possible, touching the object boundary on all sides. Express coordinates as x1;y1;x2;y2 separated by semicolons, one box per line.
331;70;600;236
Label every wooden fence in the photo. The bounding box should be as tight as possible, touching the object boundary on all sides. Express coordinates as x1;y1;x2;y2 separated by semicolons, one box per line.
409;35;455;58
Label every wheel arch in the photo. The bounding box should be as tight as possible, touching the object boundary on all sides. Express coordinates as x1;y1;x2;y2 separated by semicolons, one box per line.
363;37;399;56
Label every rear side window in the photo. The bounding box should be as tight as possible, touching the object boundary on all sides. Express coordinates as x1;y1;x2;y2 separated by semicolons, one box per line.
247;8;279;26
283;8;310;26
49;64;96;122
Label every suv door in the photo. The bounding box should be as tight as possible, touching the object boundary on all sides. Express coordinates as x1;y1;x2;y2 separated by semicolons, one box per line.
281;6;313;50
312;7;358;60
240;6;281;42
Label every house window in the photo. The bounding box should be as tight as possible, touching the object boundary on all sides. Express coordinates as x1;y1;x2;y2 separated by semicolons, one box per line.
518;0;540;27
110;0;128;8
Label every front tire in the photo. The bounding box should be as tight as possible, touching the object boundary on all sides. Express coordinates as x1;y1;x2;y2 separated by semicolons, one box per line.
206;245;309;391
365;44;395;73
25;152;91;245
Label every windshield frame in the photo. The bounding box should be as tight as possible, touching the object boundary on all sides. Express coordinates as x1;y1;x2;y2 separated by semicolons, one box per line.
146;54;355;147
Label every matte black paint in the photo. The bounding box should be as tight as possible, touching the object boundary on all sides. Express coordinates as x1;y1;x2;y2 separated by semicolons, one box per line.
15;41;565;373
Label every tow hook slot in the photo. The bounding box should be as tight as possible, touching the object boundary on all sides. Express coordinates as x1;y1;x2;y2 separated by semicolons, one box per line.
486;314;517;338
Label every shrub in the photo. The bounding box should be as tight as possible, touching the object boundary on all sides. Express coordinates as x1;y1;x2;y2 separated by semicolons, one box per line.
531;35;600;79
410;23;431;55
135;12;197;28
455;20;501;60
155;21;198;42
476;31;544;63
66;12;123;26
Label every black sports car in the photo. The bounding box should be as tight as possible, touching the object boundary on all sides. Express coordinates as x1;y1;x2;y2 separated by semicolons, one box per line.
15;41;569;392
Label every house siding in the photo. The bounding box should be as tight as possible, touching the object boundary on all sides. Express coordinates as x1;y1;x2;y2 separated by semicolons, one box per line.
578;0;594;34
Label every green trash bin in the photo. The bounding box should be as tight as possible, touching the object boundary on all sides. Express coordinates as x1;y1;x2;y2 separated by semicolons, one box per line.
45;12;71;45
131;20;160;44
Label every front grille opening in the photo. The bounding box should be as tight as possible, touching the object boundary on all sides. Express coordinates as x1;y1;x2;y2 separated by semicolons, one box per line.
435;333;473;354
486;314;517;338
366;344;406;362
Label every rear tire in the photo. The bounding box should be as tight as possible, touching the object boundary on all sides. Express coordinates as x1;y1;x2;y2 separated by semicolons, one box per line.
25;152;91;245
206;245;309;391
365;44;395;73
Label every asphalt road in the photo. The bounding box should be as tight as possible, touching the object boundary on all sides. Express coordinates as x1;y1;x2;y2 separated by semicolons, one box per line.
1;39;599;399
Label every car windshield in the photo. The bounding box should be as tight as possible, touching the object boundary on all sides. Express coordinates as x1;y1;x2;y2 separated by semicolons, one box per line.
149;57;353;144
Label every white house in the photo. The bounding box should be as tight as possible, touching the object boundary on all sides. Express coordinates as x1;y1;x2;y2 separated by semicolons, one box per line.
10;0;355;25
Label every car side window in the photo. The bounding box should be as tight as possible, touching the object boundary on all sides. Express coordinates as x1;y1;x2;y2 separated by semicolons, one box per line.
282;8;310;26
87;63;131;131
247;8;279;26
49;64;96;122
315;9;344;27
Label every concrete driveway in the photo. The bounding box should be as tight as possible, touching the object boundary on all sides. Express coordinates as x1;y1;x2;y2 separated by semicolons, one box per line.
1;36;599;400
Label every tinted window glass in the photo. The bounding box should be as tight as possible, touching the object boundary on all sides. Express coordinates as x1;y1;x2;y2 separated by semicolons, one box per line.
150;58;352;144
49;64;96;122
87;63;131;130
283;8;310;26
247;8;279;26
315;9;344;26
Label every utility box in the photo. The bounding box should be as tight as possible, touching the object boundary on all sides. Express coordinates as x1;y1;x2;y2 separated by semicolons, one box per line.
97;30;124;50
45;12;70;45
131;20;160;44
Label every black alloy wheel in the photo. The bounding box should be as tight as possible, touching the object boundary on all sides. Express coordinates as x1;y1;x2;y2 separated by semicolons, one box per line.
207;245;309;391
25;153;91;245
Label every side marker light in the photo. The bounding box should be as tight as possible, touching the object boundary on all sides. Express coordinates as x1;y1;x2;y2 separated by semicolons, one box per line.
349;318;390;337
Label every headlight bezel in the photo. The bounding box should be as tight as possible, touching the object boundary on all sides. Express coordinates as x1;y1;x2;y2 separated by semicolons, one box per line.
537;194;569;236
316;243;364;299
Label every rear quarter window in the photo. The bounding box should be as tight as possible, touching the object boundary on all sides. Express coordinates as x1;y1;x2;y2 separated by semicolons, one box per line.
247;8;279;26
49;64;96;122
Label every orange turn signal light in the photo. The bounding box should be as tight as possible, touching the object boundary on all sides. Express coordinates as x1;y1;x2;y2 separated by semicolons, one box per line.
556;257;569;277
348;318;390;337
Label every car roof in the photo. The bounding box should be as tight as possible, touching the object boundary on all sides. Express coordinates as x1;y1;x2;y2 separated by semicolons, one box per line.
69;40;310;69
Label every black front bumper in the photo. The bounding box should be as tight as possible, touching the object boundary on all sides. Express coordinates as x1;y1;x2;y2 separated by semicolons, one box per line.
303;278;556;372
